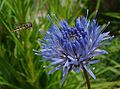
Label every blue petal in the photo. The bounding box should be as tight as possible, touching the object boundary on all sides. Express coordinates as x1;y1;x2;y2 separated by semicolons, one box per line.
73;41;82;57
63;41;75;57
48;65;61;74
93;49;108;56
67;55;76;61
59;20;69;29
84;65;96;80
76;17;82;28
97;32;110;43
62;61;70;84
89;60;100;64
50;59;64;65
80;17;88;28
73;66;81;73
49;25;62;37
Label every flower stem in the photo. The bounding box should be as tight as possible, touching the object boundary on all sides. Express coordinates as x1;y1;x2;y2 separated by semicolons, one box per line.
82;65;91;89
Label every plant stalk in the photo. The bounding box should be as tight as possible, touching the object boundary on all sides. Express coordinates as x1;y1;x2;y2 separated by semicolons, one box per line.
82;65;91;89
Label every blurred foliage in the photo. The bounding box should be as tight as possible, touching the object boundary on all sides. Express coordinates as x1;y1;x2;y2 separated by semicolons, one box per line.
0;0;120;89
88;0;120;36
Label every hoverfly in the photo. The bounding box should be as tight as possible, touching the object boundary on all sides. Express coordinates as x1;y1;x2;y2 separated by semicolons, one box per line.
12;22;32;32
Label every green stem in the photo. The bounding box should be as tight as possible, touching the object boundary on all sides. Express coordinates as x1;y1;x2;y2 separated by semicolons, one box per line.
82;65;91;89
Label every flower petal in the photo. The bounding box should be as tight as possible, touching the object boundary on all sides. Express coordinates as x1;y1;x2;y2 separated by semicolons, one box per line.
89;60;100;64
48;65;61;74
84;65;96;80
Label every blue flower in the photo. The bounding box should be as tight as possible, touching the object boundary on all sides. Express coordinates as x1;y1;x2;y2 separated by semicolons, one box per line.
34;15;113;83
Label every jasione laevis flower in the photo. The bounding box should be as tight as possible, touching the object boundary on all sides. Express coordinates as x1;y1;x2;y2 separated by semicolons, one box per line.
34;14;113;83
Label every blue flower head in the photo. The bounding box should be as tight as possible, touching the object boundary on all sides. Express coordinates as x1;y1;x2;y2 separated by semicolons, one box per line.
34;14;113;83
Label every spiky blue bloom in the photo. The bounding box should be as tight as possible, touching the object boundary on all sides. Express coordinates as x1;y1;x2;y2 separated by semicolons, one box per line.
34;15;113;83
